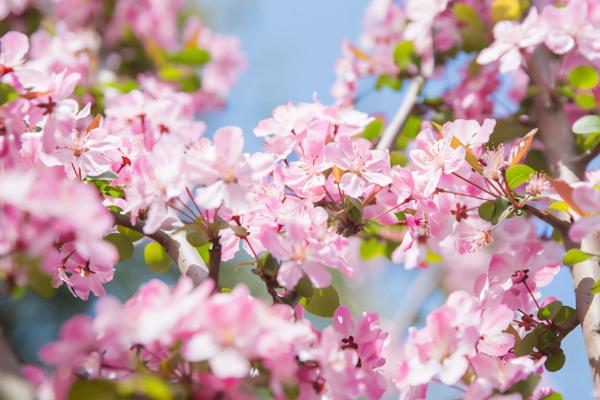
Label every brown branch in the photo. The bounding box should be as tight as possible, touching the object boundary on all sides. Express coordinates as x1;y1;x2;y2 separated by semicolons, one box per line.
529;46;600;395
111;212;209;285
208;237;222;292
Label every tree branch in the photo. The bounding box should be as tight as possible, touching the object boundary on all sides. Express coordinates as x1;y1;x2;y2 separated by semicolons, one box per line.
376;76;424;151
529;46;600;395
208;237;222;292
111;212;209;285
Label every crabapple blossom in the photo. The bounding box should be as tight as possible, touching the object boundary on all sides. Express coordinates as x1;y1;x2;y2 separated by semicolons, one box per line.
1;0;599;398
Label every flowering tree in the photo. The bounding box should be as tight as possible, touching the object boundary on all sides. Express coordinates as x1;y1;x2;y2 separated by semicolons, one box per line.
0;0;600;399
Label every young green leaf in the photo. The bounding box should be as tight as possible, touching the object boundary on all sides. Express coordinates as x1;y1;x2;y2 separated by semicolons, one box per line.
303;286;340;318
544;349;566;372
393;41;414;70
166;47;211;65
0;83;18;105
505;164;535;189
362;119;384;141
568;66;599;90
104;233;134;261
562;249;593;267
591;280;600;295
537;300;562;320
143;242;173;273
360;238;387;260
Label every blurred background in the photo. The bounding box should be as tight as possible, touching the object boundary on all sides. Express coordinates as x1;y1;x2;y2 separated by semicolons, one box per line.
0;0;593;398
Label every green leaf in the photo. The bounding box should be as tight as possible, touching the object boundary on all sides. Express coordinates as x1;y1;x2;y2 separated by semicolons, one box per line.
360;238;387;260
544;348;566;372
257;252;279;279
505;164;535;189
158;65;183;81
562;248;593;266
390;150;408;166
393;41;414;70
453;4;486;51
294;277;314;299
478;197;510;225
478;200;496;222
362;119;384;141
165;47;211;65
537;300;562;320
304;286;340;318
592;280;600;295
196;242;211;265
186;230;209;247
119;375;173;400
375;74;402;91
117;225;144;242
574;93;596;110
553;305;578;332
506;375;541;399
179;75;201;92
68;379;122;400
143;242;172;273
104;233;134;261
104;80;139;93
514;326;542;356
400;115;422;139
541;393;564;400
573;115;600;135
0;82;18;105
568;66;599;90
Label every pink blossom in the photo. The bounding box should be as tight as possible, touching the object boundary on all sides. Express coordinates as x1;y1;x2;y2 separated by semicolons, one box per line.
410;126;466;196
0;31;28;70
259;204;350;289
124;137;189;233
192;126;274;214
308;306;388;399
477;9;545;73
570;184;600;242
326;136;392;198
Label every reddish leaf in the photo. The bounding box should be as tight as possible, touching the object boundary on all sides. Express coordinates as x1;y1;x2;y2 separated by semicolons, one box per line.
509;128;537;165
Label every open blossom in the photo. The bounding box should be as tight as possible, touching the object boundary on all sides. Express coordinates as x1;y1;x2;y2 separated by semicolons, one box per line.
480;145;506;181
258;206;351;289
41;123;123;179
192;126;274;214
465;354;545;399
477;8;545;73
540;0;600;60
0;31;29;72
107;0;183;49
569;183;600;242
326;136;392;198
33;278;391;399
305;306;388;399
0;166;117;300
410;126;465;196
124;137;188;233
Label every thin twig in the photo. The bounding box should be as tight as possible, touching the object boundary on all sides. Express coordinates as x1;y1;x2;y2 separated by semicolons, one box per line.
111;211;209;285
376;76;424;151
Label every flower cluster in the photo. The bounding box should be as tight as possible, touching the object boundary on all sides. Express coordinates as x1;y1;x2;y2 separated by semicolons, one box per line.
0;166;117;300
332;0;600;121
25;278;389;400
1;0;600;398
